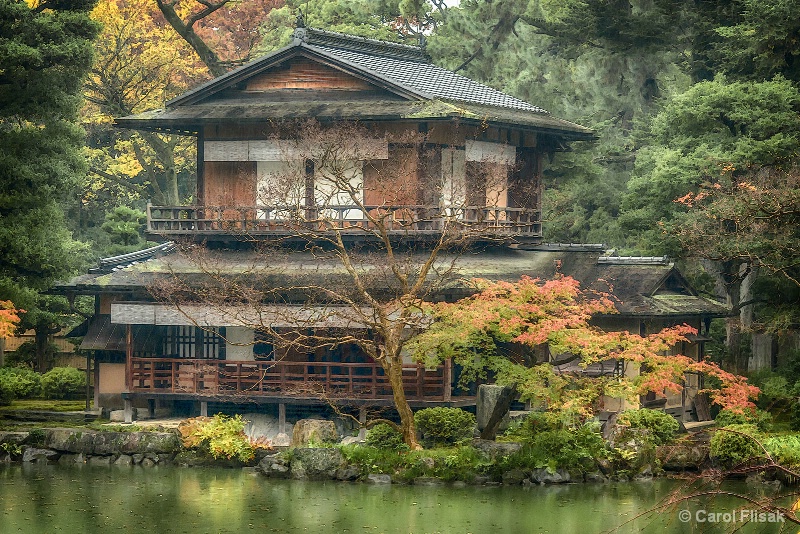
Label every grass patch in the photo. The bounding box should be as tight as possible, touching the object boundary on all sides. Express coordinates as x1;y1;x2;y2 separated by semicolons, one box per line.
0;420;93;431
0;399;89;412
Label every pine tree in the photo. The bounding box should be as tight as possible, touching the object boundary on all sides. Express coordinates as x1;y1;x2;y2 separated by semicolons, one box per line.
0;0;99;369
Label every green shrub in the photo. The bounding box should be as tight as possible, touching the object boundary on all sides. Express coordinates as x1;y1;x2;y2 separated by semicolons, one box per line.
503;411;596;444
178;414;255;462
415;407;475;447
41;367;86;400
764;434;800;467
0;367;41;399
365;423;408;451
531;422;606;471
715;408;772;432
617;409;680;445
710;424;762;466
339;444;489;483
0;379;12;406
339;443;406;475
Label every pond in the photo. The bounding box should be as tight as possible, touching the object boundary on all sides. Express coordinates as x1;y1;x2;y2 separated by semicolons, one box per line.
0;464;789;533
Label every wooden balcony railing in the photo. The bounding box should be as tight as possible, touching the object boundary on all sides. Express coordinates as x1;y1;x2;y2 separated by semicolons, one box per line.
128;357;453;401
146;204;542;238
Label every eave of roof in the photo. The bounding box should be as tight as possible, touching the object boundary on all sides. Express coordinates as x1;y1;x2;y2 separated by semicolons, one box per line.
56;247;728;318
114;99;594;139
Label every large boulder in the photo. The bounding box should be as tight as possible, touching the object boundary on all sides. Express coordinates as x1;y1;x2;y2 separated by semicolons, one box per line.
366;473;392;485
476;384;517;435
42;428;180;455
291;419;338;447
657;442;709;471
290;447;345;480
258;453;291;478
531;468;571;484
472;439;522;459
22;447;59;463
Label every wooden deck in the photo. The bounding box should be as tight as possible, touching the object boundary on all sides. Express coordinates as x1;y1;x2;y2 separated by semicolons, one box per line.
147;204;542;239
127;357;456;403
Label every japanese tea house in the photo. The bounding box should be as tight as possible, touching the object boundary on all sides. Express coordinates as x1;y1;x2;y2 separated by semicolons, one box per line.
60;27;728;423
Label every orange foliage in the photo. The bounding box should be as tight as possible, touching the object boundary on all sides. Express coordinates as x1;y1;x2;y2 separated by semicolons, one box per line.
0;301;23;339
421;276;758;414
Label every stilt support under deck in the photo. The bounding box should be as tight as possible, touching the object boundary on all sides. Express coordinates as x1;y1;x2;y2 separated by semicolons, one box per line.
124;399;133;424
358;407;367;440
278;403;286;435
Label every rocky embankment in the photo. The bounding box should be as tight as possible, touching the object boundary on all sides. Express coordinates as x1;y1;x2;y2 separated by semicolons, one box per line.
1;424;714;485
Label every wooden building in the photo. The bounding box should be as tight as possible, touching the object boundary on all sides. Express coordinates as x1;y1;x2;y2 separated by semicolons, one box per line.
59;27;728;423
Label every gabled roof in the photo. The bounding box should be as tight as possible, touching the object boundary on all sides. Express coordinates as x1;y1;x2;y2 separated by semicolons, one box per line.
169;27;546;113
116;28;593;139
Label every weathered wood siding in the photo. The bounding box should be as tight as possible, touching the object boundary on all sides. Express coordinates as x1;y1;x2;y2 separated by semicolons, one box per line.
203;161;257;207
246;58;375;91
363;146;421;205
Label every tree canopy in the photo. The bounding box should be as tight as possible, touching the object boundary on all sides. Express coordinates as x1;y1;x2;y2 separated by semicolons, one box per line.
411;276;759;417
0;0;99;347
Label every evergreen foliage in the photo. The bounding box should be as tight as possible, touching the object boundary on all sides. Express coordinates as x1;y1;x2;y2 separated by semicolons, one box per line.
365;423;408;451
0;367;42;400
40;366;86;400
709;423;762;466
414;407;476;447
616;409;680;446
0;0;99;343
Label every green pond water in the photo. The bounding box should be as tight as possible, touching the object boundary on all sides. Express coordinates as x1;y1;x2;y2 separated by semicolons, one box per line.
0;464;791;534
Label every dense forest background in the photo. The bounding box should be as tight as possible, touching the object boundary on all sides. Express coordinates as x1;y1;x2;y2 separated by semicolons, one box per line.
1;0;798;376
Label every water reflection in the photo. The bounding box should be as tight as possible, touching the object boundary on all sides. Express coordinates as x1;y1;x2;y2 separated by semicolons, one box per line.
0;464;787;533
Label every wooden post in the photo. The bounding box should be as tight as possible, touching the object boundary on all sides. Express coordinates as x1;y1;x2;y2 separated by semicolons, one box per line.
358;407;367;440
278;403;286;435
125;324;133;392
123;398;133;424
443;358;452;402
94;357;100;411
85;350;91;411
200;401;208;417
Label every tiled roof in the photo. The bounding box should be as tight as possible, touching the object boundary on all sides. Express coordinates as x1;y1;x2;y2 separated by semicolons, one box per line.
166;27;551;115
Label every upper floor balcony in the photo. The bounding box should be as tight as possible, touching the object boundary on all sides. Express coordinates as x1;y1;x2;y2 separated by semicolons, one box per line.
146;203;542;243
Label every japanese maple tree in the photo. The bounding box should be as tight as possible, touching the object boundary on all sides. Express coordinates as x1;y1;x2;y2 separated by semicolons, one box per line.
411;275;758;418
0;301;22;339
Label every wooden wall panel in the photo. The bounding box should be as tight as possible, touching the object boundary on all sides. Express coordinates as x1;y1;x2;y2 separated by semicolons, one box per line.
507;147;539;210
203;161;257;206
363;146;421;206
246;58;375;91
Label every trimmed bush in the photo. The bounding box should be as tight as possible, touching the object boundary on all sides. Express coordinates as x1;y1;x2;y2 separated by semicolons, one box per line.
710;424;762;466
40;367;86;400
0;367;41;399
715;408;772;432
617;409;680;446
415;407;476;447
365;422;408;451
0;379;12;406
